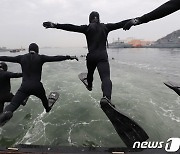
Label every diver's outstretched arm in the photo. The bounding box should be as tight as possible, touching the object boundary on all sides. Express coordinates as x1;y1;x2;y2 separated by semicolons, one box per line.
41;55;78;63
0;56;21;63
43;21;87;33
105;19;131;32
5;72;22;78
123;0;180;30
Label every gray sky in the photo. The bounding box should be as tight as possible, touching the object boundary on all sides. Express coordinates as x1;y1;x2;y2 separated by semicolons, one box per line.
0;0;180;48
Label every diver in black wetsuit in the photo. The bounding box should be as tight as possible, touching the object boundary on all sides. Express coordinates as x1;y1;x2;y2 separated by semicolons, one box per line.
43;11;130;104
123;0;180;30
0;43;78;126
0;62;22;114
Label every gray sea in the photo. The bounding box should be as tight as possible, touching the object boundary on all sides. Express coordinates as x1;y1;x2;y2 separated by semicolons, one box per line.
0;47;180;147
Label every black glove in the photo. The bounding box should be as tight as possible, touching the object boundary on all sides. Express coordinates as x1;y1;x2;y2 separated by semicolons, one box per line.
66;55;79;61
123;18;141;30
43;22;56;28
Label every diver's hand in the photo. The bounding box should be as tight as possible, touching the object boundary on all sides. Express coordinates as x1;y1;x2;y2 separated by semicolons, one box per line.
43;21;56;28
123;18;141;30
66;55;79;61
70;56;79;61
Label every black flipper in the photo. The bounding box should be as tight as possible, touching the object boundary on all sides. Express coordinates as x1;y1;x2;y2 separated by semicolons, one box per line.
78;73;92;91
48;92;59;108
164;81;180;96
100;98;149;147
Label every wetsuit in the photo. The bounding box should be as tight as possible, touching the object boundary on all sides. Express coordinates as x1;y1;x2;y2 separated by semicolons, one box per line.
0;70;22;113
52;20;129;100
138;0;180;24
0;53;72;113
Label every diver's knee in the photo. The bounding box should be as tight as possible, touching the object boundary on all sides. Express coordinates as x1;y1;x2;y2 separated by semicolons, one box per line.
4;102;17;112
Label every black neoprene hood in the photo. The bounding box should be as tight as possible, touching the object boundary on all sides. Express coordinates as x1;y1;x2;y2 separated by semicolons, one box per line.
89;11;100;23
29;43;39;53
0;62;7;71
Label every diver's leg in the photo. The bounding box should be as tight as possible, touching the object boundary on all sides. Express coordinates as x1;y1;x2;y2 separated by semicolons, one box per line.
34;84;50;113
97;60;112;100
7;93;14;102
0;102;4;114
0;91;28;126
0;95;5;114
86;59;97;90
40;94;50;113
0;93;14;114
5;91;28;112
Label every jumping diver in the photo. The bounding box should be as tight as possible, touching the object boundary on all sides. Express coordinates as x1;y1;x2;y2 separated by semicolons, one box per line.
43;11;130;105
0;43;78;126
123;0;180;30
0;62;23;114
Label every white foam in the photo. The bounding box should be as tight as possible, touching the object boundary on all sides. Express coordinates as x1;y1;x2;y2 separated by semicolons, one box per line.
67;119;108;146
16;110;48;145
160;107;180;123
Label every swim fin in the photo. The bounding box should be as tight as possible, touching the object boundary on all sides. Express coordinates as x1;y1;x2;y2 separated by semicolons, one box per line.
78;73;92;91
48;92;59;108
164;81;180;96
100;98;149;147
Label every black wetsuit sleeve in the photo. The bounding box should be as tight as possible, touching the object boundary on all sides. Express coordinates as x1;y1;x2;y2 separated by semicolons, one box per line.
0;56;21;63
41;55;70;63
105;19;131;32
139;0;180;23
55;24;87;33
5;72;22;78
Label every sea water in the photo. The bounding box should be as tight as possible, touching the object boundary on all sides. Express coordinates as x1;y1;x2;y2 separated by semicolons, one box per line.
0;47;180;147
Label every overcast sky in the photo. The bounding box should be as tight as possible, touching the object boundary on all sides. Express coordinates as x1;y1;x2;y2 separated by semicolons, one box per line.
0;0;180;48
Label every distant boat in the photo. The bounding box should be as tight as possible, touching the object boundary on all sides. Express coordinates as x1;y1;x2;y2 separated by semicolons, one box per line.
0;47;10;52
10;49;21;53
10;48;25;53
108;38;132;48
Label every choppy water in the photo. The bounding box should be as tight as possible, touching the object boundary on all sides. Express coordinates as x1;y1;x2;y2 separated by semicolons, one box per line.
0;47;180;147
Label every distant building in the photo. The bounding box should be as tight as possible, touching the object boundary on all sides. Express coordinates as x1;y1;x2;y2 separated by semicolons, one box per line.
109;29;180;48
128;39;153;47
